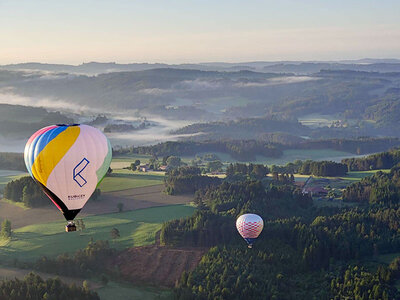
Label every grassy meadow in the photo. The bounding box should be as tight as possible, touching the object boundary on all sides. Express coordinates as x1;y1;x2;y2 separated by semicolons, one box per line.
97;281;172;300
182;149;358;166
0;204;195;263
99;169;164;192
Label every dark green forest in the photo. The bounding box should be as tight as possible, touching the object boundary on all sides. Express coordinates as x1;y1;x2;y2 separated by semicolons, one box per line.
343;148;400;171
159;163;400;299
164;167;221;195
0;272;99;300
113;137;400;163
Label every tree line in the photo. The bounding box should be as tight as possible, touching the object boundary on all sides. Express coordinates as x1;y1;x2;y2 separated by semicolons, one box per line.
3;176;101;207
0;272;99;300
164;167;221;195
31;240;114;278
343;165;400;205
342;148;400;171
114;140;282;161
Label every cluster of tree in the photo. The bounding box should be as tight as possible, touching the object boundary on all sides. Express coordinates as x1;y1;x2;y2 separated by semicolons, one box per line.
129;159;141;171
342;148;400;171
270;172;295;185
176;244;400;300
1;219;11;239
0;272;99;300
172;116;309;140
3;176;48;207
173;203;400;299
299;160;347;177
270;160;303;174
34;240;115;277
115;140;282;161
161;181;312;247
4;176;101;207
226;163;269;180
330;265;399;300
269;160;347;177
293;137;400;155
342;167;400;205
103;121;149;133
0;152;25;171
164;167;221;195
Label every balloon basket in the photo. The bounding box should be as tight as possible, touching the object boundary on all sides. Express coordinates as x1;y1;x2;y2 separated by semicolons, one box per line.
65;221;76;232
248;245;253;249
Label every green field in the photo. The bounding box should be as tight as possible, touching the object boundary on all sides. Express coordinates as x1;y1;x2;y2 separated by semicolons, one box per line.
97;281;172;300
0;204;195;262
342;169;390;181
98;169;164;192
111;155;152;169
183;149;358;166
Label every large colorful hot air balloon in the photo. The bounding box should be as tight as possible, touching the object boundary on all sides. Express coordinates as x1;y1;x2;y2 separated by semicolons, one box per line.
236;213;263;248
24;124;112;232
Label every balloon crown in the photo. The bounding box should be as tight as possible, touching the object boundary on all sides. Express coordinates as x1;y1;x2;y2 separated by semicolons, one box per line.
56;123;80;127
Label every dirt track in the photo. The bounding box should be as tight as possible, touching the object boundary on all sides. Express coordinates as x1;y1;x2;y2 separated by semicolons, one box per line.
110;245;206;287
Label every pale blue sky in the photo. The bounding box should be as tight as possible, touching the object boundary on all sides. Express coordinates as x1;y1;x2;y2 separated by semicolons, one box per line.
0;0;399;64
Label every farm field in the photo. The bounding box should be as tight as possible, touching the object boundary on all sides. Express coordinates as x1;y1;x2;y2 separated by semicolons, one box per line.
183;149;360;166
293;169;389;184
98;169;164;192
0;204;195;262
97;281;172;300
112;245;207;287
110;154;152;169
0;184;193;229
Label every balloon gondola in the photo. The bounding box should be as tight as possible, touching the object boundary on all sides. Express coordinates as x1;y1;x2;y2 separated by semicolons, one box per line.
236;213;264;248
24;124;112;232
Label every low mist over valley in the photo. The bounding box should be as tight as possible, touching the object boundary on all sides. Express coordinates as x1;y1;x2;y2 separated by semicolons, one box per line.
1;60;400;156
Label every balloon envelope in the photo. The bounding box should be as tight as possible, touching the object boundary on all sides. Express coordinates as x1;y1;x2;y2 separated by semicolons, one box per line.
24;124;112;221
236;213;263;247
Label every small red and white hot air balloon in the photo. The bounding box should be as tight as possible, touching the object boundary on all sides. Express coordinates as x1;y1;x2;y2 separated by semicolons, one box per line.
236;213;264;248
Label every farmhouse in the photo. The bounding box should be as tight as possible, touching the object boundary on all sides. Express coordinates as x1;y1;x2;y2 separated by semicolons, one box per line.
139;164;152;172
303;186;328;196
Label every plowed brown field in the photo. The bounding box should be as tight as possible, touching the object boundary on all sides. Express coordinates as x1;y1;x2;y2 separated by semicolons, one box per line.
110;245;207;287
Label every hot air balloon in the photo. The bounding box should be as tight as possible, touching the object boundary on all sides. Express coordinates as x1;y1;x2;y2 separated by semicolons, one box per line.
24;124;112;232
236;213;263;248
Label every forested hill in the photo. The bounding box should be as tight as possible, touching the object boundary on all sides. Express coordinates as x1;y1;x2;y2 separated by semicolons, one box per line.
116;137;400;162
173;117;309;140
2;67;400;134
159;164;400;299
343;148;400;171
0;104;73;137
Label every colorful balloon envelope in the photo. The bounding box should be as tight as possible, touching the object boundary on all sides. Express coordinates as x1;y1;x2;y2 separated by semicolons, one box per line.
24;124;112;230
236;213;264;248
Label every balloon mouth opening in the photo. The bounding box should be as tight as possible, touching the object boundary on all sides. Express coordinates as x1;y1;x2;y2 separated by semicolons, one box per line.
56;123;80;127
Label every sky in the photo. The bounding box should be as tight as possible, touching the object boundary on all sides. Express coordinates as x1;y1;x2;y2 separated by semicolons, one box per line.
0;0;399;64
